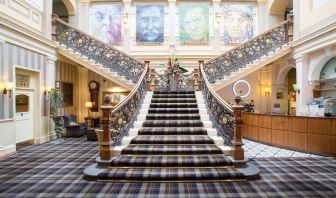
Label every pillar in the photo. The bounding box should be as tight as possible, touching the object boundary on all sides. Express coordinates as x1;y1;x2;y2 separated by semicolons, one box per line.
122;0;131;53
69;0;90;32
213;0;221;55
77;67;89;122
294;54;310;115
168;0;176;54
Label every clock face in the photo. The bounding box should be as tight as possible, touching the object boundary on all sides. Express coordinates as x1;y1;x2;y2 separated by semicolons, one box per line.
89;81;98;90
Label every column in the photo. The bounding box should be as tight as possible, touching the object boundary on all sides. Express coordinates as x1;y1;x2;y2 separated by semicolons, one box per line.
69;0;90;32
46;56;57;139
257;0;267;33
122;0;131;53
213;0;221;54
168;0;176;55
294;54;310;115
42;0;53;39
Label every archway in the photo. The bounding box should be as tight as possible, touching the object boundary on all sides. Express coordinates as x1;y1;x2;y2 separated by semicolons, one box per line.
53;0;76;22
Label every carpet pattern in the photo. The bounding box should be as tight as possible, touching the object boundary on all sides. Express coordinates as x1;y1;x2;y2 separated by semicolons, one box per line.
0;138;335;197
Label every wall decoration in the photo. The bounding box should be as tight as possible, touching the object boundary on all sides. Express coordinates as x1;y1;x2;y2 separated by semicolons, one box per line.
136;5;164;43
179;3;209;44
16;74;30;88
102;91;130;106
223;3;257;44
61;82;73;107
16;95;29;113
90;3;122;45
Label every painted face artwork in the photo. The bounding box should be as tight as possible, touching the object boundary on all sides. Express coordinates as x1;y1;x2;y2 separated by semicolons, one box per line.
136;5;164;43
180;3;209;43
90;4;122;44
223;4;256;44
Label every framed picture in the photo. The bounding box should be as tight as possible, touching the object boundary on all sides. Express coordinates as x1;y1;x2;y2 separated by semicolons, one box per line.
55;81;61;89
102;91;129;106
276;92;283;99
61;82;73;106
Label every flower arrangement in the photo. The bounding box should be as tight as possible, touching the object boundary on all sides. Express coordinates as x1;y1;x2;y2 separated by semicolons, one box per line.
166;57;188;80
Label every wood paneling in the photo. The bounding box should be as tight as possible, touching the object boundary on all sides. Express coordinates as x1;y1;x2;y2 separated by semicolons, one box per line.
272;129;288;147
249;126;259;140
290;117;307;132
242;112;336;155
248;114;259;126
288;131;307;151
259;115;272;128
307;134;331;153
258;127;272;143
308;119;331;135
272;116;289;131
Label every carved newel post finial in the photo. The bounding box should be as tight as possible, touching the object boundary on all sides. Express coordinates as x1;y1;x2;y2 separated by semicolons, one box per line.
232;96;245;161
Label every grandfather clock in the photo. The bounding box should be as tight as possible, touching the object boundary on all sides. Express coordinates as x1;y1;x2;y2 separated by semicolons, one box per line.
88;80;99;112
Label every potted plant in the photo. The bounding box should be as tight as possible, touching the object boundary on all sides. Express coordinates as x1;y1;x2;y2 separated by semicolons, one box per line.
50;89;64;141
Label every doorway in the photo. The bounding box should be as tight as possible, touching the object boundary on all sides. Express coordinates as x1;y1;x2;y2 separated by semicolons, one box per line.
15;90;34;144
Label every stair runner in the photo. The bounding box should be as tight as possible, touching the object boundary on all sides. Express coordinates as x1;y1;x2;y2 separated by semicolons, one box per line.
97;91;245;182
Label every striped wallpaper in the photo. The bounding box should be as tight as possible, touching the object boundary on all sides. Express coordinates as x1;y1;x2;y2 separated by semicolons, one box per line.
0;41;47;120
56;61;79;117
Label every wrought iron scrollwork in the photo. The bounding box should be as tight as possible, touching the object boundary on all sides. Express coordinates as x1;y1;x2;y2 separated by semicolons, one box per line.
54;18;145;83
154;70;195;91
201;76;234;146
203;18;292;83
109;72;148;146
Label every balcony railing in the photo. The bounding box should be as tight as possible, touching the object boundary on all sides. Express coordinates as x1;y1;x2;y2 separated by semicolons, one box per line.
203;16;293;83
53;15;145;83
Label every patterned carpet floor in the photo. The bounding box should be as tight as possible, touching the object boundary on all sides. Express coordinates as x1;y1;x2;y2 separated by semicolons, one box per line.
0;137;335;198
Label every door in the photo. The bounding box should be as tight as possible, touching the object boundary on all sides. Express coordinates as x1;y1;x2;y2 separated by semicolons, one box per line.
15;91;34;143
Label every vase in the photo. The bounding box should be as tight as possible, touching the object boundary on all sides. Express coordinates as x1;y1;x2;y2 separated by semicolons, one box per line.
169;75;178;91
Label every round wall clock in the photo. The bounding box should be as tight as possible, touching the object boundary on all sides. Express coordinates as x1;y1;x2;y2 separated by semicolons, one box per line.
232;80;251;98
89;81;99;91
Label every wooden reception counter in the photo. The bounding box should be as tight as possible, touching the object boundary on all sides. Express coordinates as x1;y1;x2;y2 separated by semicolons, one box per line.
241;112;336;156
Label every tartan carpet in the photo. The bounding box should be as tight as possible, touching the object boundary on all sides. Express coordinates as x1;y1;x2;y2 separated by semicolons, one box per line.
0;138;335;197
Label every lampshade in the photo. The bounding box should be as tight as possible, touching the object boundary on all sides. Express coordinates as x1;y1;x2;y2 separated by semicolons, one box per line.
85;101;93;108
292;84;297;91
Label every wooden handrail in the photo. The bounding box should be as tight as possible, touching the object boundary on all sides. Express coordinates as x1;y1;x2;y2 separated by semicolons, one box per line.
53;15;145;67
204;17;293;65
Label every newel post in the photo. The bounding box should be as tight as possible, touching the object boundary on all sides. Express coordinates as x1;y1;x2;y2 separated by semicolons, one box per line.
51;14;58;41
232;96;245;160
287;14;294;43
100;107;112;160
145;61;156;91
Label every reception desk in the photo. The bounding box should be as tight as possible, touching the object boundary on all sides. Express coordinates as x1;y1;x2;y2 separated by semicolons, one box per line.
242;112;336;156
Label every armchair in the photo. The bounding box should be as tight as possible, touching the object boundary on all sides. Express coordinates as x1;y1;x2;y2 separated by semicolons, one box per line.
63;115;87;137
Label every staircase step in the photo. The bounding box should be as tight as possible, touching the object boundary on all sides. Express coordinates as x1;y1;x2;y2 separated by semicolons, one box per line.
97;168;245;181
130;135;214;144
152;94;196;98
142;120;203;127
121;145;223;155
109;155;233;167
148;108;199;114
150;103;198;108
138;127;208;135
146;114;201;120
151;98;197;103
153;91;195;94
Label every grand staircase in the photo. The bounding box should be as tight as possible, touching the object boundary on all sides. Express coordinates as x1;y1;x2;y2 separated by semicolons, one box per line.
92;91;248;182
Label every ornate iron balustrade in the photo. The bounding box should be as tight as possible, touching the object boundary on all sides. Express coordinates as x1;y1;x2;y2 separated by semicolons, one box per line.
154;69;196;92
103;63;148;147
54;16;145;83
200;62;235;146
203;17;293;83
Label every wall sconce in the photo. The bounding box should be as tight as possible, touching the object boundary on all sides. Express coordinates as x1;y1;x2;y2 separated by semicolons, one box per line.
123;13;129;25
215;13;222;25
44;86;52;98
264;88;270;96
293;84;300;94
3;82;14;97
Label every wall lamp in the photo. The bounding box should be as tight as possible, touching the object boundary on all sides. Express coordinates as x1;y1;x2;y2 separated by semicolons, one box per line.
3;82;14;97
123;13;129;25
44;86;52;98
264;88;270;96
